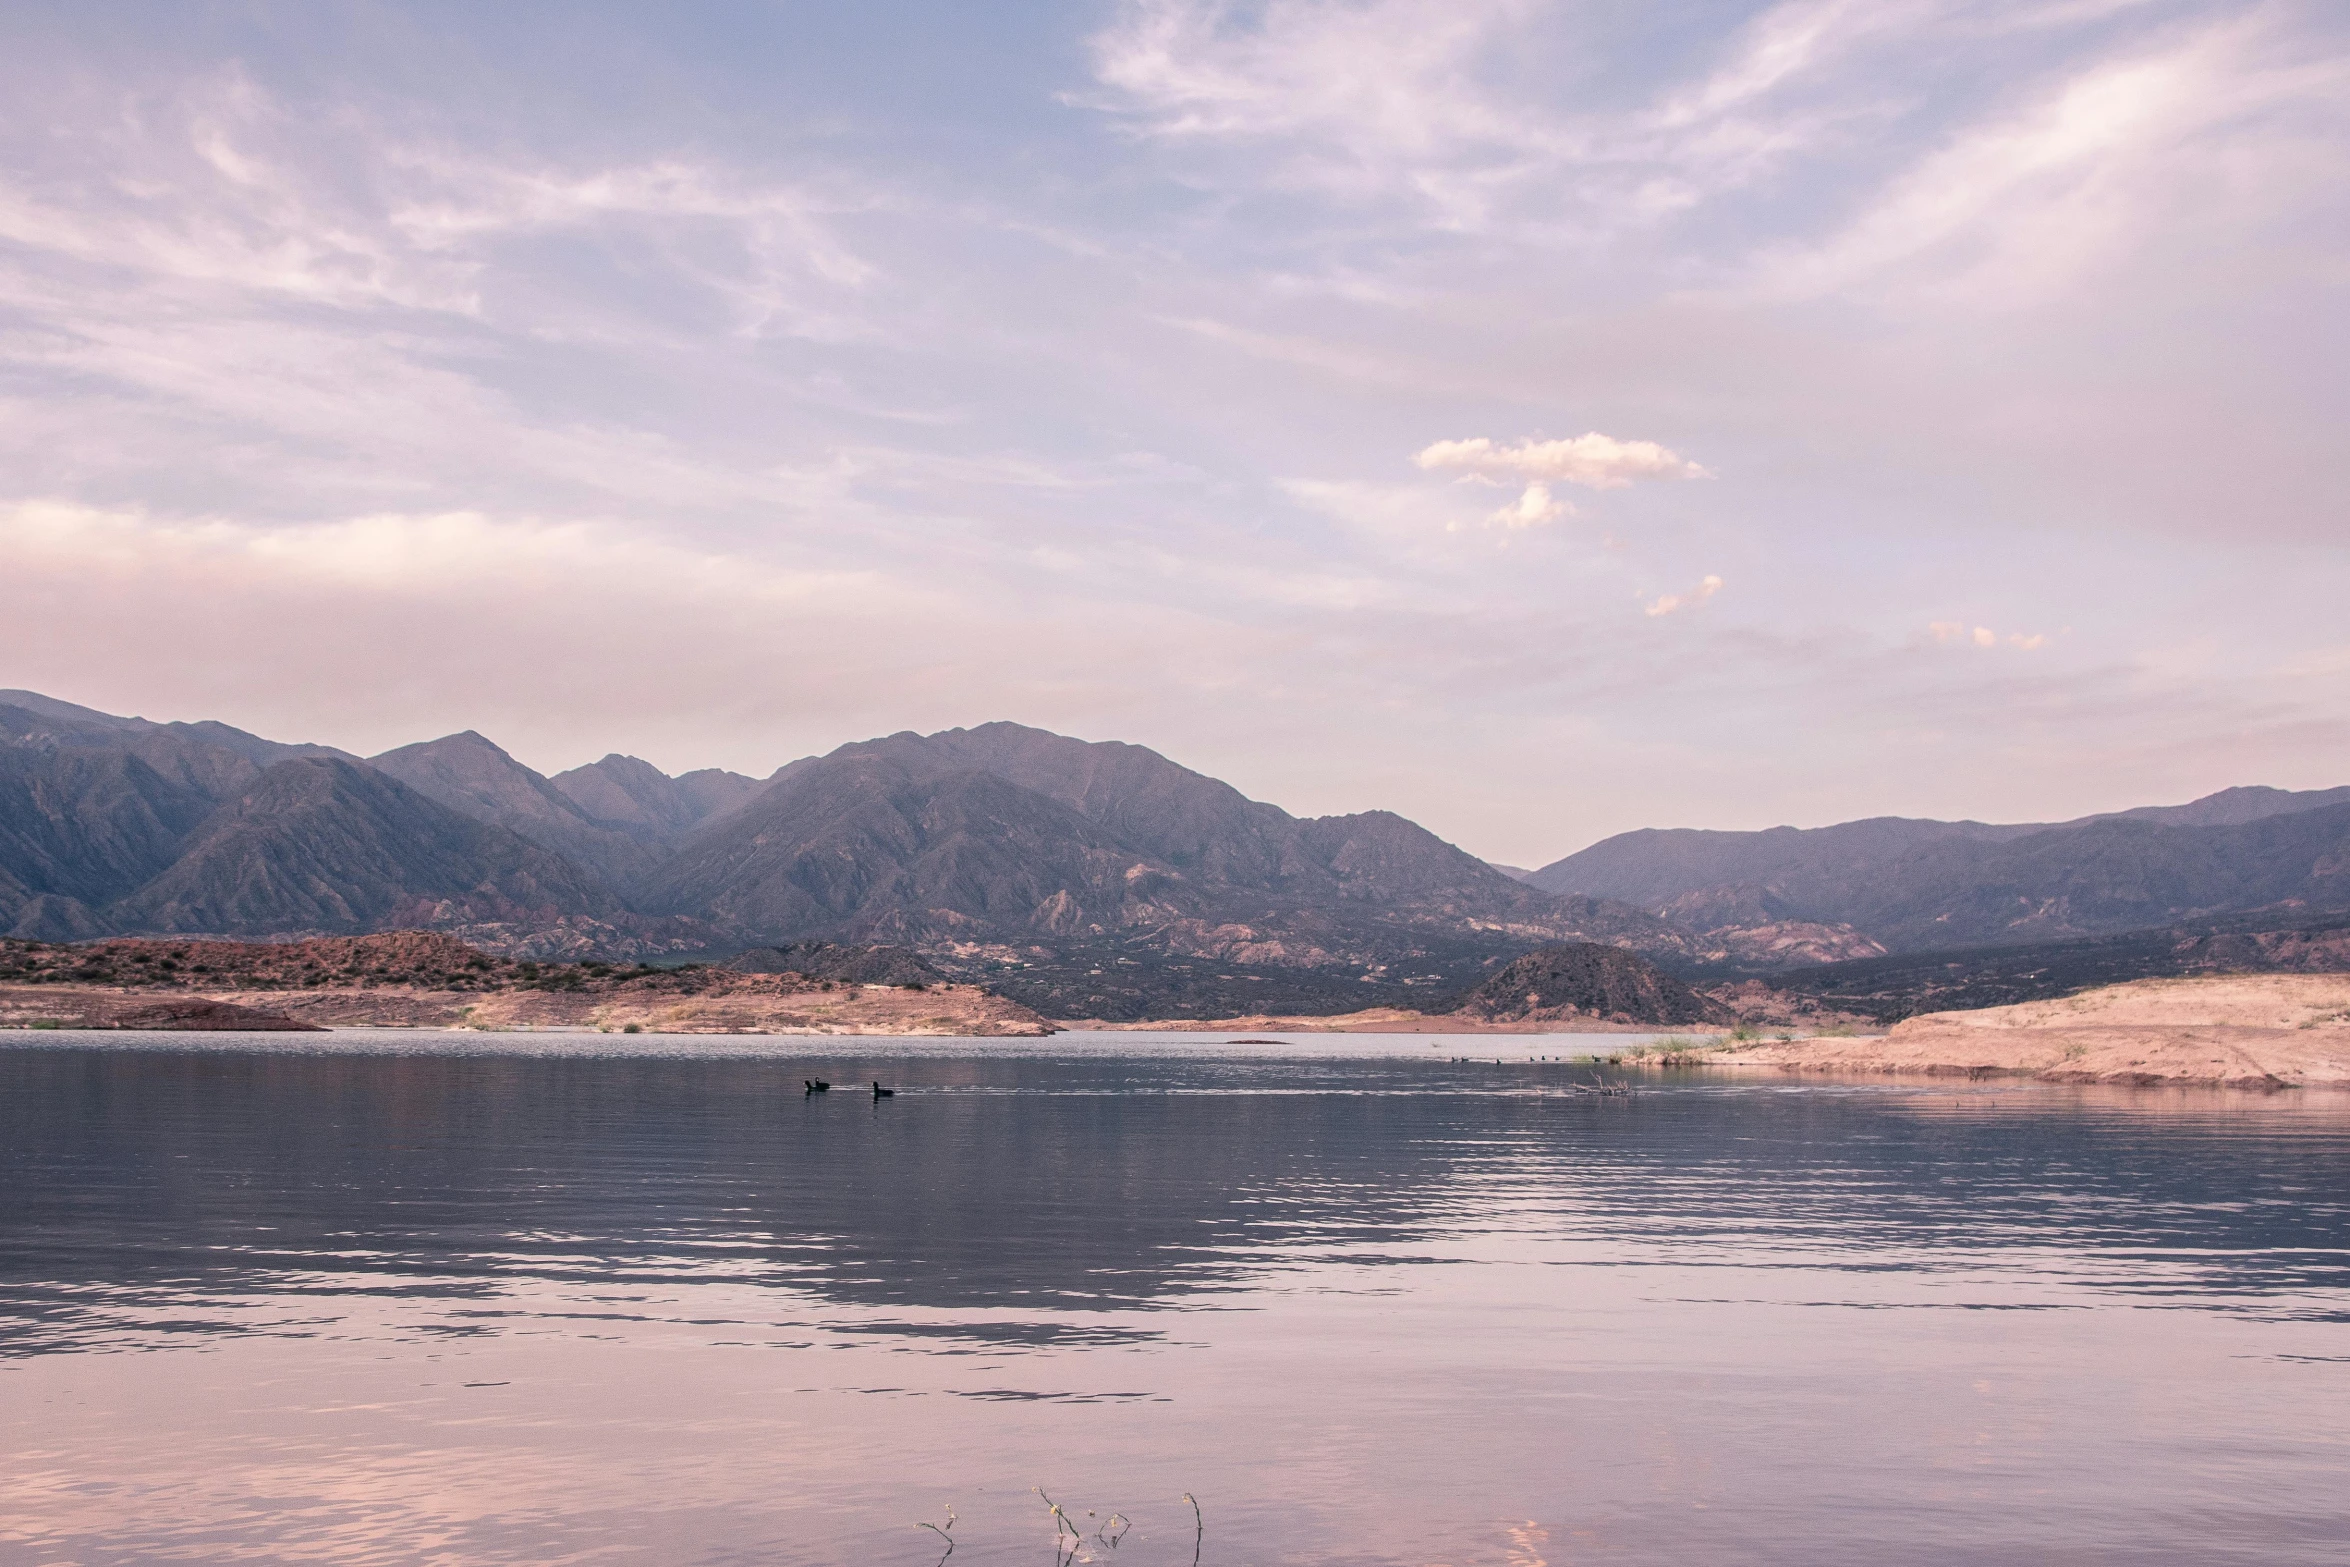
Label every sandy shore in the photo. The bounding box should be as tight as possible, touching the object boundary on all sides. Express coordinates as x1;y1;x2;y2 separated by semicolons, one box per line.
0;977;1053;1036
1713;974;2350;1089
1068;1007;1715;1034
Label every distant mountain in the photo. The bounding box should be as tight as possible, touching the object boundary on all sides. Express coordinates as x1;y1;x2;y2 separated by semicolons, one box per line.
0;738;218;936
641;724;1682;968
2101;785;2350;828
0;689;352;767
14;687;2343;1018
370;731;661;889
550;753;761;840
113;756;619;936
0;707;623;942
1531;789;2350;957
0;697;1676;1013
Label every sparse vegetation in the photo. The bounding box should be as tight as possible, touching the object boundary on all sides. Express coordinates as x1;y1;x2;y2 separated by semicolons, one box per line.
1024;1487;1178;1566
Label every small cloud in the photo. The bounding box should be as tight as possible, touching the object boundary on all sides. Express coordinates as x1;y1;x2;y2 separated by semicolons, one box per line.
1931;621;2051;650
1416;432;1710;491
1644;574;1723;617
1489;481;1571;528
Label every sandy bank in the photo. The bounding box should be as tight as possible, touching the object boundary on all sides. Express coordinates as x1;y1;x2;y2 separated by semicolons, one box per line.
0;988;323;1031
0;977;1053;1037
1714;973;2350;1088
1069;1007;1713;1034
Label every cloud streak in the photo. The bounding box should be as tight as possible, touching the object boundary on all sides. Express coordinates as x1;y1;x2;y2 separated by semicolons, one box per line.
1645;574;1725;617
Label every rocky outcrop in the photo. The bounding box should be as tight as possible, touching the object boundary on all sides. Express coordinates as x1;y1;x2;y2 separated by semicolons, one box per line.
1451;943;1732;1026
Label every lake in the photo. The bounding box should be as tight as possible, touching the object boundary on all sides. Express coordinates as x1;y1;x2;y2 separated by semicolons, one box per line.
3;1029;2347;1565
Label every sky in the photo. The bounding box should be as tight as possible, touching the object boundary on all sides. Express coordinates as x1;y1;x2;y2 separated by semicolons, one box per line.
4;0;2346;867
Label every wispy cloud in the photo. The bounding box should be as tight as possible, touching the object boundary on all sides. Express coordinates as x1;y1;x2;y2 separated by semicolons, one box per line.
1931;621;2051;650
1644;574;1724;617
1748;12;2350;306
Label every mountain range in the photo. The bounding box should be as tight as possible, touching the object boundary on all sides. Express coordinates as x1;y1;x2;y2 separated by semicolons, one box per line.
5;686;2346;1018
1528;787;2350;956
0;690;1677;1016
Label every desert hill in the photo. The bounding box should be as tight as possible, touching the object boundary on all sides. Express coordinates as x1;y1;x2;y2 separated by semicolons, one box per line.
1452;943;1731;1027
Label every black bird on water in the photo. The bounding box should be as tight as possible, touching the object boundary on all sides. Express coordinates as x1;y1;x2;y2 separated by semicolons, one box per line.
804;1079;830;1094
871;1081;895;1099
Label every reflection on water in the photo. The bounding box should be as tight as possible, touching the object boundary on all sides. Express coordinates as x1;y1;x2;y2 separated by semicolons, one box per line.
2;1031;2347;1565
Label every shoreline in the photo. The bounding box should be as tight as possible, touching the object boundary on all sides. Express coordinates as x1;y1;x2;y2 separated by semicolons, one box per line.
0;979;1052;1037
1708;973;2350;1090
1061;1006;1719;1034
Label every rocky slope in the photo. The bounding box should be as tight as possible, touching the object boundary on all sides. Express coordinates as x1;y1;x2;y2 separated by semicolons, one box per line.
114;757;619;936
370;731;662;889
720;941;946;985
550;753;761;839
637;725;1687;1006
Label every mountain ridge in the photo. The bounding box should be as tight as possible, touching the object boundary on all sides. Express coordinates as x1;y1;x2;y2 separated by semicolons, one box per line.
1532;792;2350;955
6;688;2347;1017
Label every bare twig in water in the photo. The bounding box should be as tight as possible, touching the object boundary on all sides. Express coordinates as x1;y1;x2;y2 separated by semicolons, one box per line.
1015;1487;1194;1563
1037;1487;1083;1548
915;1503;955;1566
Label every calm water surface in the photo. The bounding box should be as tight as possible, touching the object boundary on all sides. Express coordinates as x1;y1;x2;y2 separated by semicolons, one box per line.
2;1029;2347;1565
